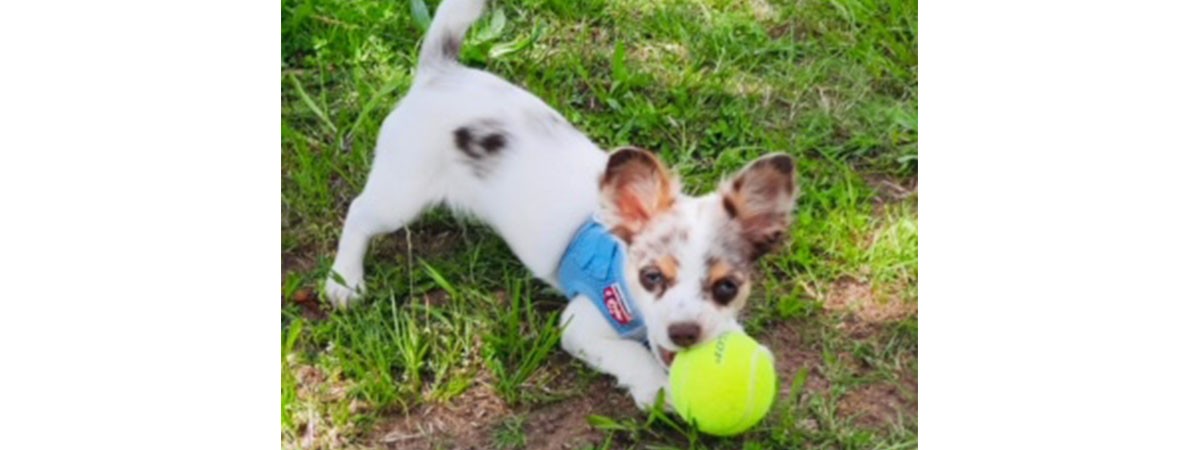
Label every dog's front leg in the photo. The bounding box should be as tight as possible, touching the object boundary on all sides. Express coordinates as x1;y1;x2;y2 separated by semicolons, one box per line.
560;297;670;410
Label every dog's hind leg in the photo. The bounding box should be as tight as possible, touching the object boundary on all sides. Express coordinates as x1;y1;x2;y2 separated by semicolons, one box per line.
324;146;441;306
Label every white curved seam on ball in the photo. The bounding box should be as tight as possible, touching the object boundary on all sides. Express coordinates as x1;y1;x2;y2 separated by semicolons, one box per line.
739;345;765;429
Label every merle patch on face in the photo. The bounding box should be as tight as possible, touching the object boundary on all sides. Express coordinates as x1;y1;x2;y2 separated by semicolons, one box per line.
452;120;509;177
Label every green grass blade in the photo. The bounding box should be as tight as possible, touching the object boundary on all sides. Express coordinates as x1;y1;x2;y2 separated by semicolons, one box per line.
789;367;811;408
488;23;541;59
288;74;338;137
421;261;459;299
408;0;431;31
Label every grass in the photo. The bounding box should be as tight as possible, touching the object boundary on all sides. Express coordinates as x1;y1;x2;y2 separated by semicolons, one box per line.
282;0;917;448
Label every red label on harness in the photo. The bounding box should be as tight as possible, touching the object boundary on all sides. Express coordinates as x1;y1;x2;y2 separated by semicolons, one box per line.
603;285;632;325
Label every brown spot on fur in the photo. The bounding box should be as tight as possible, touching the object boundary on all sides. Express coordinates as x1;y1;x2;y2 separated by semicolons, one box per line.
610;225;635;243
657;255;679;287
704;257;749;308
705;258;734;285
722;196;739;218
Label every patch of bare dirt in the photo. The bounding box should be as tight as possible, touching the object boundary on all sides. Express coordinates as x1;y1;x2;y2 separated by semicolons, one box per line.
371;356;640;450
373;374;513;450
837;376;917;429
759;323;830;396
825;278;917;339
283;251;316;279
373;224;467;262
864;174;918;207
521;379;634;450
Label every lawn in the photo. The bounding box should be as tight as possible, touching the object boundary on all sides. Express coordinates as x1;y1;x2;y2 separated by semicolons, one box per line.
281;0;917;448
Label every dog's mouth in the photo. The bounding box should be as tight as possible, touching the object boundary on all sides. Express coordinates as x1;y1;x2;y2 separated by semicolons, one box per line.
658;346;677;367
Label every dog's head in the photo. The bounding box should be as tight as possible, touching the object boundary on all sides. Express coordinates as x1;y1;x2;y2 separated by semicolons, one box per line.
597;147;797;366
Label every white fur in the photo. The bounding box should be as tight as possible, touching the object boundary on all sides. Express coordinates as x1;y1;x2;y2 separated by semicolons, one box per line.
324;0;792;409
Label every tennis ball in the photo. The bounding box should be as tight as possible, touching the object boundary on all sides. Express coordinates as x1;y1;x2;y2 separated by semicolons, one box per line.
669;331;776;436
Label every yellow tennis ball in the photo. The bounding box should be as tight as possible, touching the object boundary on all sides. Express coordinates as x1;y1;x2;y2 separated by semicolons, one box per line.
669;331;776;436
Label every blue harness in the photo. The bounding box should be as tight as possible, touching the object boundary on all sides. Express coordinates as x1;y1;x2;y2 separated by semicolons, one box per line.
557;218;646;341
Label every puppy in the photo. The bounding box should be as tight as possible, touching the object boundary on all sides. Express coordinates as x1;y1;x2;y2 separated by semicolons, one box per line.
325;0;798;409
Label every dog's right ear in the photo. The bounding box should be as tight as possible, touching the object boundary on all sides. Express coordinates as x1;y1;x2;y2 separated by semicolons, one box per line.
719;153;797;260
598;147;678;242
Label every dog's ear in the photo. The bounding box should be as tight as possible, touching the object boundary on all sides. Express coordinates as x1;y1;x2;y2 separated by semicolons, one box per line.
599;147;678;242
720;153;798;260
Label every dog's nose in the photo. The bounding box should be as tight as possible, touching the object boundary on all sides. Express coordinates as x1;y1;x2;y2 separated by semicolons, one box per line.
668;322;701;347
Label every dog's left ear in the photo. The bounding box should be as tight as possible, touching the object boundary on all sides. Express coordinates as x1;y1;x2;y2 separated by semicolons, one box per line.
599;147;678;242
720;153;798;260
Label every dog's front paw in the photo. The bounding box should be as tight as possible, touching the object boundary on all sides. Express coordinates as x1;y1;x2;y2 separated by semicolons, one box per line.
323;274;363;307
628;372;672;411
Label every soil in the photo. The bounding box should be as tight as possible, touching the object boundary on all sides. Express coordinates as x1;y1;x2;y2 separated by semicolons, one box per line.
825;278;917;339
373;390;507;449
837;376;918;429
371;222;470;263
819;277;918;430
520;380;632;450
758;322;831;396
370;374;634;450
864;174;919;216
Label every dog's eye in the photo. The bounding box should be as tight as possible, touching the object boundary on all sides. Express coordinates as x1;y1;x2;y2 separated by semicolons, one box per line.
712;278;739;305
639;267;665;291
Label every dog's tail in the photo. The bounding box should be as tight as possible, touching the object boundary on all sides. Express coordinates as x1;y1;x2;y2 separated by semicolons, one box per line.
417;0;487;75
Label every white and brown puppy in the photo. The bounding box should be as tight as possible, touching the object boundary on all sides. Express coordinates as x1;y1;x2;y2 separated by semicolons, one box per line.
325;0;797;409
